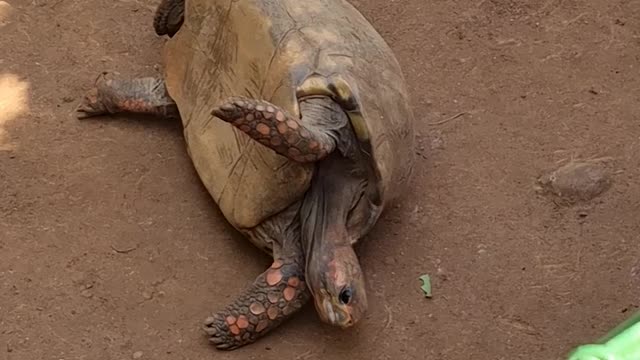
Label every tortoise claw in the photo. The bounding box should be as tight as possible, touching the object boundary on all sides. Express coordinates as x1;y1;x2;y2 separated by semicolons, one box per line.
202;318;239;350
203;316;215;326
76;88;109;119
202;323;217;336
76;73;113;119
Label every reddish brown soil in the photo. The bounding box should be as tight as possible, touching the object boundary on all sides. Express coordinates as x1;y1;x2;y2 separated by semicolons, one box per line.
1;0;639;359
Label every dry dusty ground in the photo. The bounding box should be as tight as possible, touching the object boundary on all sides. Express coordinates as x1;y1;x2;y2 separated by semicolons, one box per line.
1;0;639;359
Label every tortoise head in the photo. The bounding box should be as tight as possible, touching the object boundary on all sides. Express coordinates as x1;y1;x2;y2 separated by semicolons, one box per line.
301;152;373;329
308;245;368;328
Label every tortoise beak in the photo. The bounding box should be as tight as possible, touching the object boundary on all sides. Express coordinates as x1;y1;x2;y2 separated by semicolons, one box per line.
316;295;354;328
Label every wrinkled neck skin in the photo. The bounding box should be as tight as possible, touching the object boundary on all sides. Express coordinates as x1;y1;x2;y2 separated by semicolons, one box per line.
301;152;372;328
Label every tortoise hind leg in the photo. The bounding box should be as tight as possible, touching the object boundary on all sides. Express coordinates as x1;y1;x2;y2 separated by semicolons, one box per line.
76;73;178;120
153;0;184;37
212;96;351;163
203;206;311;350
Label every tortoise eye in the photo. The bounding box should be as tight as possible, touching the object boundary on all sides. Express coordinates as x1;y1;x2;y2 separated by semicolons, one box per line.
339;287;353;304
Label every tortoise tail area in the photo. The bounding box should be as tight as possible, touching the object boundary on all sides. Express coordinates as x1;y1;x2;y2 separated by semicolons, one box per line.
203;259;310;350
153;0;185;37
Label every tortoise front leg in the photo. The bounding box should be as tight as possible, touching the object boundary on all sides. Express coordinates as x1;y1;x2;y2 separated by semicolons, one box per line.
203;209;311;350
203;257;310;350
212;96;350;163
76;73;178;120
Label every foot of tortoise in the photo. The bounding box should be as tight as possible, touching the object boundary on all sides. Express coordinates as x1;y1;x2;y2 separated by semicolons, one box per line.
153;0;185;37
76;72;178;120
203;259;311;350
212;97;337;163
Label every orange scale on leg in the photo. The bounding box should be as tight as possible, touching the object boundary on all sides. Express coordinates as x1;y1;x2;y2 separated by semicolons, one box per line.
283;287;296;302
268;293;280;304
250;302;266;315
229;324;241;335
236;315;249;329
270;136;283;146
256;123;271;135
308;140;319;150
267;306;279;320
277;122;289;134
288;147;301;158
265;269;283;286
287;277;300;288
284;132;299;144
256;319;269;332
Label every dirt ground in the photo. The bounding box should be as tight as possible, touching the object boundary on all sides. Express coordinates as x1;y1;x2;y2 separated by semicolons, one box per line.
1;0;639;359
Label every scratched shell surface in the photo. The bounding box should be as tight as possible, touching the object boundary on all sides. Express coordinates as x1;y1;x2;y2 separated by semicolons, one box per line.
162;0;415;231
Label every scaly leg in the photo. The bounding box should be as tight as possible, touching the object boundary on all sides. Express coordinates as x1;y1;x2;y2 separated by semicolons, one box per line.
203;206;311;350
203;258;310;350
76;73;178;120
212;96;349;163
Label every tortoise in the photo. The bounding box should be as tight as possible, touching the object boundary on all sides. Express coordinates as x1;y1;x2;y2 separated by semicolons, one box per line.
77;0;415;350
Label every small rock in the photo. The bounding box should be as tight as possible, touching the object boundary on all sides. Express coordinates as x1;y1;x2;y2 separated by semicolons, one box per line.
80;289;93;298
383;256;396;266
429;130;445;150
142;291;153;300
132;351;143;359
477;244;487;254
62;96;74;103
535;161;612;204
431;137;444;150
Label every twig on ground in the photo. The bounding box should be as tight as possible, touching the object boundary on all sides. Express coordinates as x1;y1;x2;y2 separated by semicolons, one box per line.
383;302;393;330
427;112;467;126
111;244;138;254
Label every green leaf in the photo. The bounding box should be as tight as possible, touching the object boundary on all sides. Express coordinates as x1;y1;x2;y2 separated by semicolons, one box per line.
419;274;432;298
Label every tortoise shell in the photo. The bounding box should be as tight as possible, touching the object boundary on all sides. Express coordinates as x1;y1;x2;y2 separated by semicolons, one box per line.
162;0;415;231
